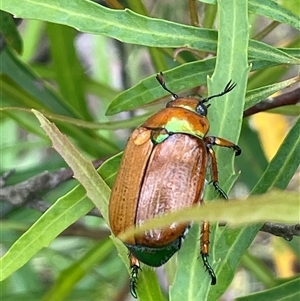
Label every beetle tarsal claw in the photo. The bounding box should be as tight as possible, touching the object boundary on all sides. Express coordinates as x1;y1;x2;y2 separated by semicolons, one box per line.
212;181;228;199
234;145;242;156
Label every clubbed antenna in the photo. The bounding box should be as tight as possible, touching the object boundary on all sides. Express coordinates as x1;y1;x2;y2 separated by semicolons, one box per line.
202;80;237;104
156;72;179;99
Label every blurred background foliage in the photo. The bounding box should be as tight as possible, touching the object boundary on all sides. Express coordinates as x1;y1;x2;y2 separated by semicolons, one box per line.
0;0;299;300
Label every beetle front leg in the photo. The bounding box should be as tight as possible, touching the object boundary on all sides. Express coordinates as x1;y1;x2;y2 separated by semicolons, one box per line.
205;136;241;156
201;221;217;285
129;253;140;298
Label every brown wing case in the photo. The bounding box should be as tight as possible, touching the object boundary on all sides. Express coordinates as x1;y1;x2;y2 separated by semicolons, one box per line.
135;134;207;246
109;127;153;244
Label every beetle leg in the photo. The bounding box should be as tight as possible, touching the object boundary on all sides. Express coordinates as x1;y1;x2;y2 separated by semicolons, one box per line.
205;136;241;198
201;221;217;285
205;145;228;199
129;253;140;298
205;136;241;156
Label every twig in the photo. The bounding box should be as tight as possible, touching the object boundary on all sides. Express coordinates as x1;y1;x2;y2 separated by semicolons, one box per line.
244;88;300;117
217;221;300;240
61;223;110;239
1;164;299;240
260;222;300;241
0;169;73;206
0;159;104;217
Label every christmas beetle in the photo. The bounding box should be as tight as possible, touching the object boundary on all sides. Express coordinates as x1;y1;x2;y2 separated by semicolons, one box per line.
109;73;241;298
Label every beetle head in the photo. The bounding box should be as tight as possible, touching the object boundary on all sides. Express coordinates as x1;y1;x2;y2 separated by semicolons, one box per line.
156;72;236;117
166;97;209;117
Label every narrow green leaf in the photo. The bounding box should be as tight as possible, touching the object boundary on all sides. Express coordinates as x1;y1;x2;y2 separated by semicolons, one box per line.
0;185;94;281
247;65;290;90
241;252;276;287
32;110;110;221
253;119;300;193
236;121;268;188
99;153;122;188
279;48;300;59
245;76;300;110
137;268;165;301
1;107;153;131
209;0;249;142
1;108;46;138
248;38;299;64
249;0;300;31
0;120;122;282
106;48;297;116
236;277;300;301
0;10;22;53
21;20;44;62
1;0;218;50
108;234;166;301
2;0;298;64
208;117;300;301
201;0;300;31
42;239;114;301
0;48;75;116
172;2;249;299
0;49;119;157
106;58;216;115
171;225;210;301
0;74;47;110
46;23;90;120
119;191;299;243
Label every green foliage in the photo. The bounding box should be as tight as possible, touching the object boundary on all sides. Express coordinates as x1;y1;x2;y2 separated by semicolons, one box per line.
0;0;299;300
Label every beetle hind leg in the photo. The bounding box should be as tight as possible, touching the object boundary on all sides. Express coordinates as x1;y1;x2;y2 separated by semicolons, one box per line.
129;253;140;298
130;266;139;299
201;222;217;285
201;253;217;285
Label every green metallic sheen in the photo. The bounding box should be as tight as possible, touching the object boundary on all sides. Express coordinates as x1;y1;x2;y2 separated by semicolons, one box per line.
151;130;170;144
151;117;206;144
125;237;182;267
165;117;206;137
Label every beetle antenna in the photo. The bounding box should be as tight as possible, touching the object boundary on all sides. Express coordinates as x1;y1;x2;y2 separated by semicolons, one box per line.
202;80;236;104
156;72;179;99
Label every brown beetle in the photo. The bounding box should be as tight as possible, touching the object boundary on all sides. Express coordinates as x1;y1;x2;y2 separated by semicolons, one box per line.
109;73;241;298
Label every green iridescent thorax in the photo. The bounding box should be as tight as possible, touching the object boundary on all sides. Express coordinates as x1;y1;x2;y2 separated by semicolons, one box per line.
152;116;207;144
167;116;206;136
